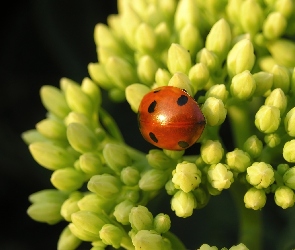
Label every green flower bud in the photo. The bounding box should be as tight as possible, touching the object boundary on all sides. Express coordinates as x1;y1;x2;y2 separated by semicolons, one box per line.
243;135;263;159
51;167;85;192
285;107;295;137
120;166;140;186
163;149;184;160
283;166;295;189
205;18;231;62
198;244;218;250
88;63;114;90
201;140;224;165
137;55;158;86
81;77;102;110
171;190;196;218
263;12;287;40
229;243;249;250
69;211;108;242
65;112;92;128
189;63;210;91
275;0;294;18
40;85;70;119
61;192;83;222
230;70;256;100
36;118;66;141
274;186;295;209
153;213;171;234
103;144;132;173
227;39;255;77
196;48;219;73
167;43;191;75
113;200;134;225
277;164;290;176
264;133;281;148
57;226;82;250
255;105;281;133
202;97;227;126
165;179;177;195
22;129;47;145
172;162;202;193
253;71;273;97
146;149;176;170
67;123;98;154
155;22;171;50
205;84;229;103
99;224;124;249
125;83;150;113
155;68;172;87
28;189;68;203
119;189;139;203
29;142;76;170
271;65;290;93
139;169;169;191
226;149;251;173
265;88;287;114
258;56;277;73
207;163;234;191
77;193;111;213
132;230;171;250
283;140;295;163
135;23;157;54
244;187;266;210
246;162;275;189
192;186;210;209
129;206;154;231
88;174;122;199
79;153;102;175
168;72;194;96
91;240;107;250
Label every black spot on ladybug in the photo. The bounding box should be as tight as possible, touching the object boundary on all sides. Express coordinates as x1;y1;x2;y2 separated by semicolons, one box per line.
178;141;189;148
149;132;158;143
182;89;188;94
153;89;161;93
148;101;157;113
177;95;188;106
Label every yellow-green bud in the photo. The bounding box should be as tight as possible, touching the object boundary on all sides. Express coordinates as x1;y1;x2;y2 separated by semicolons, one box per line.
125;83;150;113
171;190;196;218
61;192;83;222
291;68;295;95
192;186;210;209
113;200;134;225
155;68;172;87
132;230;171;250
283;140;295;163
153;213;171;234
163;149;184;160
285;107;295;137
243;135;263;159
226;149;251;173
65;112;92;128
258;56;277;73
167;43;191;75
246;162;275;189
229;243;249;250
244;187;266;210
207;163;234;191
168;72;194;96
99;224;124;249
155;22;172;50
201;140;224;165
189;63;210;91
165;179;177;195
202;97;227;126
255;105;281;133
146;149;176;170
265;88;287;114
129;206;154;231
283;166;295;189
28;189;68;204
198;244;218;250
22;129;47;145
275;0;294;18
263;12;287;40
264;133;281;148
137;55;158;86
277;164;290;176
274;186;295;209
135;23;157;54
79;153;102;175
196;48;219;73
139;169;168;191
205;84;229;103
271;64;290;93
36;118;66;141
88;63;114;90
77;193;111;213
230;70;256;100
120;166;140;186
57;226;82;250
253;71;273;97
81;77;102;110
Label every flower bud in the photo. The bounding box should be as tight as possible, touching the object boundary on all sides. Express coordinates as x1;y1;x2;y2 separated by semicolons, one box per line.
271;65;290;93
168;72;194;96
246;162;275;189
29;142;76;170
155;22;171;50
283;166;295;189
113;200;134;225
189;63;210;91
61;192;83;222
244;187;266;210
165;180;177;195
103;144;132;173
243;135;263;159
255;105;281;133
40;85;70;118
167;43;191;74
205;84;229;103
283;140;295;163
226;149;251;173
202;97;227;126
230;70;256;100
207;163;234;191
198;244;218;250
28;189;68;203
79;153;102;175
201;140;224;165
146;149;176;170
57;226;82;250
171;190;196;218
192;186;210;209
99;224;125;249
139;169;168;191
172;162;202;193
263;12;287;40
137;55;158;86
88;63;114;90
264;133;281;148
129;206;154;231
36;118;66;141
132;230;171;250
81;77;102;110
229;243;249;250
258;56;276;73
153;213;171;234
277;164;290;176
155;68;172;87
65;112;92;128
163;149;184;160
125;84;150;113
275;0;294;18
227;39;255;77
22;130;47;145
253;72;273;97
78;193;111;213
265;88;287;114
51;168;85;192
285;107;295;137
120;166;140;186
196;48;219;73
274;186;295;209
135;23;157;54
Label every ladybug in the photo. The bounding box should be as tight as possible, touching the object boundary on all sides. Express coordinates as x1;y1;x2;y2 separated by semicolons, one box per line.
138;86;206;151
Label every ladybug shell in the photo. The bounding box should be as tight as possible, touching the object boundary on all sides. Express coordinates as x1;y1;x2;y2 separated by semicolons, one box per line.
138;86;206;151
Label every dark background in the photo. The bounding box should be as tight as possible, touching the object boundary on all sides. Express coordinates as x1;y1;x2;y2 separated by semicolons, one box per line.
1;1;295;250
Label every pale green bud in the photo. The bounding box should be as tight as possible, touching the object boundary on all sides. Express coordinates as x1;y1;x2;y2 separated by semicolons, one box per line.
258;56;277;73
155;68;172;87
155;22;172;50
265;88;287;114
226;149;251;173
77;193;111;213
137;55;158;86
67;123;97;154
198;244;218;250
283;140;295;163
285;107;295;137
57;226;82;250
132;230;171;250
81;77;102;110
165;179;178;195
120;166;140;186
277;164;290;176
91;241;106;250
189;63;210;91
88;63;114;90
40;85;70;118
167;43;191;75
275;0;294;18
244;187;266;210
103;144;132;173
129;206;154;231
172;162;202;193
36;118;66;141
253;71;273;97
196;48;219;73
79;153;102;175
153;213;171;234
65;112;92;128
135;23;157;54
168;72;194;96
146;149;176;170
205;84;229;103
201;140;224;165
207;163;234;191
139;169;168;191
264;133;281;148
227;39;255;77
61;192;83;222
274;186;295;209
255;105;281;133
202;97;227;126
163;149;184;160
158;0;177;20
125;83;150;113
283;166;295;189
113;200;134;225
171;190;196;218
230;70;256;100
226;0;243;25
192;186;210;209
246;162;275;189
29;142;76;170
88;174;122;199
243;135;263;159
263;12;287;40
22;129;47;145
271;65;290;93
51;167;85;192
28;189;68;203
205;18;231;62
99;224;124;249
229;243;249;250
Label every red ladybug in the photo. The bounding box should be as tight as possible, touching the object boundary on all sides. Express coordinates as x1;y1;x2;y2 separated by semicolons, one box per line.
138;86;206;151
